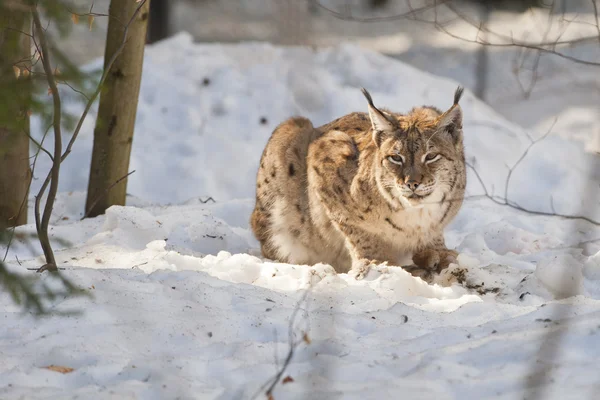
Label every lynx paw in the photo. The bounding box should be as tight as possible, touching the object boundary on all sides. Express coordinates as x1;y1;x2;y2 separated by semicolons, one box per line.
350;258;380;280
402;265;434;281
412;248;458;274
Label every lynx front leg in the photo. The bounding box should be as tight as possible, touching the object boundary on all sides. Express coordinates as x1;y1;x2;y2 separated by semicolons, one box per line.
349;257;379;280
407;235;458;280
337;224;392;280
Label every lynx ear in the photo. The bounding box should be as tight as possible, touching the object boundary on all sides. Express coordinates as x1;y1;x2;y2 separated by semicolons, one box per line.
361;88;394;145
437;86;464;142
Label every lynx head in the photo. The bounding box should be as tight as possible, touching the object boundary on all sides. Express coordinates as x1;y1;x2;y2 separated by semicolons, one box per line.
361;86;465;206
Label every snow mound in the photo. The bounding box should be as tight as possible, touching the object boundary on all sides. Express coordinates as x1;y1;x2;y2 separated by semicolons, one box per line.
30;32;600;221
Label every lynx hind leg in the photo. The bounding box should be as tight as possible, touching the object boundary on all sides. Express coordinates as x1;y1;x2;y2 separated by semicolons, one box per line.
250;207;280;261
251;117;320;264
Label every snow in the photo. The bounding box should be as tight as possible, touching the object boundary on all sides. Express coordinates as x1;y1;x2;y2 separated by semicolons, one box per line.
535;254;585;298
2;32;600;398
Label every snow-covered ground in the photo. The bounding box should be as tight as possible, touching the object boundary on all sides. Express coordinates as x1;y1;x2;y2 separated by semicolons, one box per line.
2;33;600;399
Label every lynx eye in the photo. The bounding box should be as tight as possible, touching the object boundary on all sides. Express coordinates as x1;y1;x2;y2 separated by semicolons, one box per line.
387;154;404;165
424;153;441;163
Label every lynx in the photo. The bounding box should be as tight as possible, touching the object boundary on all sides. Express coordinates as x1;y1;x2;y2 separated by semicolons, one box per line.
251;87;466;280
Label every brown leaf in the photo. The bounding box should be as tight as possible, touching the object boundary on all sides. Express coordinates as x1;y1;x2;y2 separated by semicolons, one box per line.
53;66;61;76
43;365;74;374
13;66;21;79
22;68;30;78
47;87;53;96
302;332;311;344
71;13;79;25
267;395;274;400
282;375;294;384
88;15;94;31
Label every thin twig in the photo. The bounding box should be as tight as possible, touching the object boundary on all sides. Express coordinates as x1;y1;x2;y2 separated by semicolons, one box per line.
376;0;600;67
81;170;136;220
266;290;310;397
17;65;91;101
311;0;449;22
57;79;90;102
27;131;54;162
443;1;600;67
504;118;557;201
252;290;311;399
466;161;600;226
27;266;65;271
64;5;128;30
32;8;63;270
1;123;52;263
33;0;147;268
60;0;148;164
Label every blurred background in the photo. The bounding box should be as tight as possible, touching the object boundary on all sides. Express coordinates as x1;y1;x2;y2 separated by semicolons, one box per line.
59;0;600;138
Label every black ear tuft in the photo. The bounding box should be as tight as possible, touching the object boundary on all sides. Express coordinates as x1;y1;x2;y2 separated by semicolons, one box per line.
361;87;375;107
453;86;464;105
362;87;394;137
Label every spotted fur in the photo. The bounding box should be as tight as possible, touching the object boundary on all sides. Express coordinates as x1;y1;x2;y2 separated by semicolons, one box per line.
250;87;467;280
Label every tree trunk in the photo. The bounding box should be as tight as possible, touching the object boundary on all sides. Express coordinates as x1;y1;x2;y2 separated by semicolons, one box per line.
0;4;31;228
147;0;170;44
85;0;150;218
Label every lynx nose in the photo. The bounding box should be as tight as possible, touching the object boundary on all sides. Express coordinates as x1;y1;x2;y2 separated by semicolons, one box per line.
403;172;423;191
405;180;420;191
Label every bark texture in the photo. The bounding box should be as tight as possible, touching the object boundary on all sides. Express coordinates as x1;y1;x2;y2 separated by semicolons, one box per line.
85;0;150;217
0;4;31;228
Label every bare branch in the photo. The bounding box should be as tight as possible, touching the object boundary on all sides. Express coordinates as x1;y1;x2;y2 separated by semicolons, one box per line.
27;131;54;162
442;1;600;67
60;0;148;163
466;160;600;226
31;6;63;270
57;79;90;101
316;0;600;67
2;122;52;264
252;290;311;399
27;0;149;272
504;118;557;201
64;4;129;31
81;170;136;220
311;0;450;22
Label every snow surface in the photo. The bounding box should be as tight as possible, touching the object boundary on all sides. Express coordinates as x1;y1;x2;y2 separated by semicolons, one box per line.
2;33;600;399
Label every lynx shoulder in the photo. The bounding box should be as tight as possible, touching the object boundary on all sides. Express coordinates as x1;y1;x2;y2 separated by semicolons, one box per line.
251;87;466;280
